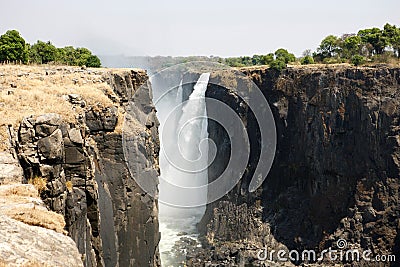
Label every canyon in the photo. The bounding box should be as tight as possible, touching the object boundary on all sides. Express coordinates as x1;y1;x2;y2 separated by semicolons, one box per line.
0;63;399;267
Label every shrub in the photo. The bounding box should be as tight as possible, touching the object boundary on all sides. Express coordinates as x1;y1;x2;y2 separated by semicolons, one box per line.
65;181;73;192
275;48;296;63
300;55;314;65
269;59;286;71
351;55;366;66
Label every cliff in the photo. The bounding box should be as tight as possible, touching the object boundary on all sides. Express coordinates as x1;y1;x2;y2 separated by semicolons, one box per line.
197;64;400;266
0;65;160;266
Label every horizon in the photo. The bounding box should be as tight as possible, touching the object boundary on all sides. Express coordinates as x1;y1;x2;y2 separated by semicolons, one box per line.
1;0;400;58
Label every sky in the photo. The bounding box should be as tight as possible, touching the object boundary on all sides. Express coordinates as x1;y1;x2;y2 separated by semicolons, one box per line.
1;0;400;57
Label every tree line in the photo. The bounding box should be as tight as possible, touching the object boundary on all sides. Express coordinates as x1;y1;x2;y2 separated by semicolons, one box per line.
0;30;101;67
313;23;399;65
221;23;400;70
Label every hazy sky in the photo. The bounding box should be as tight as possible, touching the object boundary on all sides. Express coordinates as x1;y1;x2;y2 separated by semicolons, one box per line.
1;0;399;57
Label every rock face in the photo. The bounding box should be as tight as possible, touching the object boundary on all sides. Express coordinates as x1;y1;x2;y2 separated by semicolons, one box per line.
6;69;160;267
92;70;160;267
0;151;23;185
0;183;84;267
0;215;83;267
198;65;400;266
16;113;103;267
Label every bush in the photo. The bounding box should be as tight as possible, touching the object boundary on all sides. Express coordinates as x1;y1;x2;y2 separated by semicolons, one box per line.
300;55;314;65
275;48;296;64
269;59;286;71
351;55;366;66
65;181;73;192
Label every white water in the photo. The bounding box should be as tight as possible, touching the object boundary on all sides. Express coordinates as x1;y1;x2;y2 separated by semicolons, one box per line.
157;73;210;266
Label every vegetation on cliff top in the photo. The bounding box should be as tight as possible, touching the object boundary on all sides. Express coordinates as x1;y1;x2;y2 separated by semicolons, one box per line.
223;23;400;69
0;30;101;67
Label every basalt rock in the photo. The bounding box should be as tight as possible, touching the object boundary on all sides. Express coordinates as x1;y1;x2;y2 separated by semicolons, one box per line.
9;69;160;267
198;65;400;266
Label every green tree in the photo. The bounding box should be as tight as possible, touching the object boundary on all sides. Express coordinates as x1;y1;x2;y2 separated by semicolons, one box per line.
275;48;296;63
269;59;286;71
56;46;78;65
85;55;101;67
252;55;263;65
29;41;57;64
75;47;92;66
358;28;388;55
351;55;366;66
383;23;400;58
261;53;275;65
342;35;362;59
0;30;28;63
317;35;340;58
300;55;314;65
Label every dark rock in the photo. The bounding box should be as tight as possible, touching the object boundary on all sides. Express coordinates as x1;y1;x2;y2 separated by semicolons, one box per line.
65;146;85;164
196;66;400;266
37;129;64;161
85;107;118;133
35;113;62;137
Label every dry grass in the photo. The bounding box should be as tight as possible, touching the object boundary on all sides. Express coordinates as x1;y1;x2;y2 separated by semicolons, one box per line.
0;184;67;234
0;259;51;267
28;177;47;194
0;64;123;151
6;207;66;234
0;185;38;198
65;180;73;192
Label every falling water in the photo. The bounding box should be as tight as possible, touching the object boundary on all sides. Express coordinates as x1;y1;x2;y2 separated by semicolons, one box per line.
156;73;210;266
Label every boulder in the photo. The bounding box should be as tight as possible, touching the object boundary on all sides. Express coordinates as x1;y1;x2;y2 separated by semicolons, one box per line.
38;129;64;161
35;113;63;137
0;215;84;267
69;128;84;144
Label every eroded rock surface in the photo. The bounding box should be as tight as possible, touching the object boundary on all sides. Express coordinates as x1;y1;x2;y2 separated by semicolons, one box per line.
0;215;83;267
197;65;400;266
1;67;160;267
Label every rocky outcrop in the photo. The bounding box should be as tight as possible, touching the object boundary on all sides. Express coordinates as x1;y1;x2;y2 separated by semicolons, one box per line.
0;182;84;266
16;112;104;267
1;67;160;267
0;215;83;267
198;65;400;266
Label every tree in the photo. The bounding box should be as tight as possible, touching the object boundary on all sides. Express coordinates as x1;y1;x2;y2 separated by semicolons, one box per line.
85;55;101;67
0;30;28;63
56;46;78;65
262;53;275;65
269;59;286;71
300;55;314;65
317;35;340;58
275;48;295;63
383;23;400;57
29;41;57;64
351;55;366;66
302;49;312;57
358;28;388;55
342;35;362;59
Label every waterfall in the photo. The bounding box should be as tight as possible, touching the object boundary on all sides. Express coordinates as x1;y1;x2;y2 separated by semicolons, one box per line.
157;73;210;266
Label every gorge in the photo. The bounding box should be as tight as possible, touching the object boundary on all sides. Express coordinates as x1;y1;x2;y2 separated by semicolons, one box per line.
0;63;399;267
